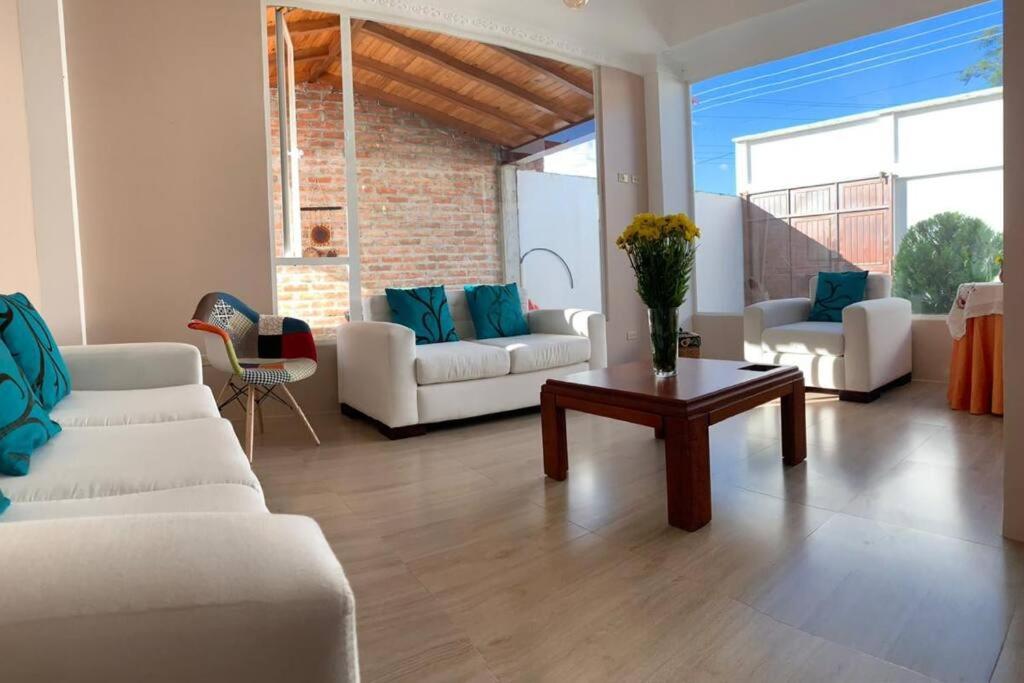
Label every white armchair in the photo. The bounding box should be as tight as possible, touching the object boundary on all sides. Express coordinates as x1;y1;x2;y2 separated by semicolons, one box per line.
743;273;912;401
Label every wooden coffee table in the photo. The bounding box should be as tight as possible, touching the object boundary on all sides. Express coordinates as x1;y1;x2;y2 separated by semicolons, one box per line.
540;359;806;531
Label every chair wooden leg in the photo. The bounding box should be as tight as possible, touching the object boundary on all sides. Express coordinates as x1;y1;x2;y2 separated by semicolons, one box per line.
216;377;233;403
255;393;265;434
279;384;320;446
245;384;256;462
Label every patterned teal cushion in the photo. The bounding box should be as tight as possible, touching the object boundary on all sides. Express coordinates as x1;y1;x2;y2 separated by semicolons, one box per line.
464;283;530;340
0;293;71;409
809;271;869;323
385;286;459;345
0;489;8;517
0;340;61;476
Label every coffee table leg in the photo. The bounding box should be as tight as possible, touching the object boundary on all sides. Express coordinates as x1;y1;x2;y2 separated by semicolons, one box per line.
663;415;711;531
541;390;568;480
781;379;807;466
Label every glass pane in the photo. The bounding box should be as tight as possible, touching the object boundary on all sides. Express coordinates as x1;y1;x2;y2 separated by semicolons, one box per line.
275;264;350;339
268;9;348;258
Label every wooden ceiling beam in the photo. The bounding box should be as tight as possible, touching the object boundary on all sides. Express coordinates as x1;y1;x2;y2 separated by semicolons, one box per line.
360;21;583;125
267;17;337;37
308;34;341;83
487;46;593;99
339;79;521;147
352;55;546;137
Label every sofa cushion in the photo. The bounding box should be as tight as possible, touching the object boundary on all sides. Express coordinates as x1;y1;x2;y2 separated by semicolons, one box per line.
762;321;845;356
0;293;71;409
0;484;266;523
0;339;62;476
472;334;590;374
385;286;459;345
414;341;510;385
464;283;530;339
0;418;260;503
808;271;868;322
49;385;220;428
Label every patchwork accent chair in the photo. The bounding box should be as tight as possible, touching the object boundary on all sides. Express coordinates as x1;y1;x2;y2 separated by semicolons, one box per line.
188;292;320;459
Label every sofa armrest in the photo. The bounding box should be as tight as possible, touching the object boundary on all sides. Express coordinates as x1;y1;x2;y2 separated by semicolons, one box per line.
0;513;358;683
527;309;608;369
337;321;418;428
60;342;203;390
743;298;811;362
843;297;912;393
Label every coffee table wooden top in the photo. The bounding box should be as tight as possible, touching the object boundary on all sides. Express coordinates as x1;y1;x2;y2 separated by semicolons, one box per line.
544;359;803;416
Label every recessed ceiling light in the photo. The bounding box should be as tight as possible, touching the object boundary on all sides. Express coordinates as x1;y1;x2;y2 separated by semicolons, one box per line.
563;0;589;8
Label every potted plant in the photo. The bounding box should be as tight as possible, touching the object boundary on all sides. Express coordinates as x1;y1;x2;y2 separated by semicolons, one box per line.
616;212;699;377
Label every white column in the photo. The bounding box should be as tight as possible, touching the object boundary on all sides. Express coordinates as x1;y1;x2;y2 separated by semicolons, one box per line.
18;0;86;345
644;68;697;327
1003;0;1024;541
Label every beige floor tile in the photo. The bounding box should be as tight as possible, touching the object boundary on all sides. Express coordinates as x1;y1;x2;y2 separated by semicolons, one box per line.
252;381;1014;682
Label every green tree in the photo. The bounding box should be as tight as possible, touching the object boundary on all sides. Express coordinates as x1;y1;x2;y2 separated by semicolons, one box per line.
892;212;1002;314
960;28;1003;86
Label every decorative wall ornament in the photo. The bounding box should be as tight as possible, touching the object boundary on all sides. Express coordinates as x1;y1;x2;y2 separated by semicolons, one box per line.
341;0;608;65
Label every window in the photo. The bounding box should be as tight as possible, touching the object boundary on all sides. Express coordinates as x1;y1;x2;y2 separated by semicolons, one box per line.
690;0;1004;314
267;9;599;336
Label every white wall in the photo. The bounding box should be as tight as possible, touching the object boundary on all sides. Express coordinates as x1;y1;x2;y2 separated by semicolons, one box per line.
18;0;87;344
695;191;744;313
644;68;697;328
598;66;650;365
517;170;602;313
0;0;41;303
737;90;1003;199
741;118;885;191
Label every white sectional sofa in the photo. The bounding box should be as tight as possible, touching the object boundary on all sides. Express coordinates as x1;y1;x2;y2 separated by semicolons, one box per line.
0;343;358;683
337;288;607;438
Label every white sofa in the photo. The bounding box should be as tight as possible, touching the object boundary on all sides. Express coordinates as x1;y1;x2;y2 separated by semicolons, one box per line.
743;273;912;401
337;288;607;438
0;343;358;683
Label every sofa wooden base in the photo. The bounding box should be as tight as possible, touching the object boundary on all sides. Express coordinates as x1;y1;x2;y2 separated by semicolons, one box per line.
832;372;912;403
340;403;542;440
339;403;426;440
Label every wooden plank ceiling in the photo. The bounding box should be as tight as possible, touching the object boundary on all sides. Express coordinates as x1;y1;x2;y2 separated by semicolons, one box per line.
267;9;594;148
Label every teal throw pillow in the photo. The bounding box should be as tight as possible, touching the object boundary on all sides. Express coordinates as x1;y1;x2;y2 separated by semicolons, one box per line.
809;271;869;323
0;340;61;476
385;286;459;345
0;293;71;409
0;489;8;516
464;283;530;339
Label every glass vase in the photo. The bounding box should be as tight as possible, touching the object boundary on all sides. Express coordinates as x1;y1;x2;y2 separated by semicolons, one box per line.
647;306;678;377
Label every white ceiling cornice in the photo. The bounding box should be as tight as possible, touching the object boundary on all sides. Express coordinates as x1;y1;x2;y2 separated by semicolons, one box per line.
308;0;625;69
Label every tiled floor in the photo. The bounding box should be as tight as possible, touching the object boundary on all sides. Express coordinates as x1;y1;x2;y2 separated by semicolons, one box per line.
250;380;1016;682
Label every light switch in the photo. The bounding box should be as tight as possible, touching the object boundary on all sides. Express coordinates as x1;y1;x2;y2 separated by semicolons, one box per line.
617;172;630;183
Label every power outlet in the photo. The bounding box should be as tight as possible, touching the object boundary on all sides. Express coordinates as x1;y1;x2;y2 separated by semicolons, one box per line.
626;330;639;341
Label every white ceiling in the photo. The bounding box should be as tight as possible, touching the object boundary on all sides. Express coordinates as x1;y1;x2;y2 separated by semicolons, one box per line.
338;0;984;76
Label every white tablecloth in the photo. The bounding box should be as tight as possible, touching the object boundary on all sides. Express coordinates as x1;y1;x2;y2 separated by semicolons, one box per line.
947;282;1003;340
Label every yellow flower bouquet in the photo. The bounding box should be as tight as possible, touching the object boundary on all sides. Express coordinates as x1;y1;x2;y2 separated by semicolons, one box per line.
617;212;700;376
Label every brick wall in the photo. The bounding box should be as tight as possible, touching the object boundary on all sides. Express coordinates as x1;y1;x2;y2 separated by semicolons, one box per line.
270;82;503;337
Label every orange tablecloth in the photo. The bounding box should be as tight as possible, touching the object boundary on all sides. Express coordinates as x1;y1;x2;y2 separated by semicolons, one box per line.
948;314;1003;415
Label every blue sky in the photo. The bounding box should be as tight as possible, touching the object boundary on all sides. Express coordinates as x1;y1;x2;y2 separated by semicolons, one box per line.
692;0;1003;195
